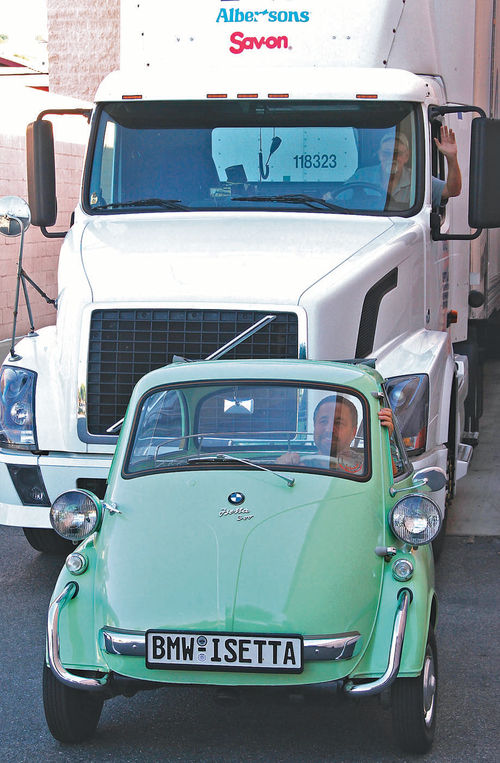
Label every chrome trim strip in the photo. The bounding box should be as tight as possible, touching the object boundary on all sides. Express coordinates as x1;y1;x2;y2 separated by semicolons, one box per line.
344;589;411;696
101;629;361;662
101;628;146;656
303;632;361;661
47;582;109;691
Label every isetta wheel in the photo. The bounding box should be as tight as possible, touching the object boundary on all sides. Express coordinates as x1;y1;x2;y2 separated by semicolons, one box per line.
42;663;104;743
391;627;438;753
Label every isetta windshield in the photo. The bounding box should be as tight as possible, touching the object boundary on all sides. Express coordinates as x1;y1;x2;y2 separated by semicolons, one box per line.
88;100;421;216
124;381;370;479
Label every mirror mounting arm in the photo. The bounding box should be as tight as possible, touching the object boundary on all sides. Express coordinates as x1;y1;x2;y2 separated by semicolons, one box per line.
430;212;482;242
428;105;486;120
40;225;66;240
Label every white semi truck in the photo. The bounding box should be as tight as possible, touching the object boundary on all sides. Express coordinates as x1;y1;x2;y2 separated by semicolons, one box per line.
2;0;500;553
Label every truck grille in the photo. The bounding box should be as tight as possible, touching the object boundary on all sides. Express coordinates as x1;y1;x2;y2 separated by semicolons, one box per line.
87;309;299;435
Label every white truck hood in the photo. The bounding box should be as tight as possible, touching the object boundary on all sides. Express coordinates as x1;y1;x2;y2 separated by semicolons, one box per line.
80;213;394;305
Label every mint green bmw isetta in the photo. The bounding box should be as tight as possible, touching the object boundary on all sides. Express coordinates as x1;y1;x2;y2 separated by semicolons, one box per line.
43;358;444;753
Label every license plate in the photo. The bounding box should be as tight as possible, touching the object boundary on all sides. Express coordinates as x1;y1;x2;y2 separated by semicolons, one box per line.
146;630;303;673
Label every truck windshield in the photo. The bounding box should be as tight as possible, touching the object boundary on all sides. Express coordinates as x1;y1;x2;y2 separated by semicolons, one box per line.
88;100;421;216
123;381;370;481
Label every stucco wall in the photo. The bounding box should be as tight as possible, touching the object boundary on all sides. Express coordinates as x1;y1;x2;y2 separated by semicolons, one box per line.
47;0;120;100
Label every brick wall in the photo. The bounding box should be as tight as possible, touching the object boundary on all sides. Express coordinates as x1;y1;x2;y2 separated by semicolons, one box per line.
1;1;119;342
47;0;120;100
0;83;88;341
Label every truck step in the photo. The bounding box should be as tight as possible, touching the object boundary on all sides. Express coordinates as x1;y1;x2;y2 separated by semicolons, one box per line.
456;443;474;481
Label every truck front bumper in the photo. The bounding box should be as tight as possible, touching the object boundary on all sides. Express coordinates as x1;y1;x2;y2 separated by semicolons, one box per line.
0;449;112;528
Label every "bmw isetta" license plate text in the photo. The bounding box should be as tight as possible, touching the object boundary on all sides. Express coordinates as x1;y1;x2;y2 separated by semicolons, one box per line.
146;631;304;673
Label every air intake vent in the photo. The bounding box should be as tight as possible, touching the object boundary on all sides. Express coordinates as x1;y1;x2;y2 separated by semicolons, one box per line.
87;309;298;435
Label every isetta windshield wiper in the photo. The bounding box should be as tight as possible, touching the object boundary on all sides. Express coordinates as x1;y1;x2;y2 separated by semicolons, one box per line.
92;198;190;211
231;194;344;212
186;453;295;488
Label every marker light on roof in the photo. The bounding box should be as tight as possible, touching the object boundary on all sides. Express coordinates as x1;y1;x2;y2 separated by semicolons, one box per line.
206;94;228;99
237;94;258;98
268;93;289;98
356;94;378;99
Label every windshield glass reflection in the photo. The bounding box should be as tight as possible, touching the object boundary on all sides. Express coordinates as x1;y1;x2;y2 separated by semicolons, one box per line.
89;100;420;216
124;382;370;480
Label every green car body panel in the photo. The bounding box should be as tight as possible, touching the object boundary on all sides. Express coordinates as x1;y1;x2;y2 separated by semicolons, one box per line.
49;359;436;687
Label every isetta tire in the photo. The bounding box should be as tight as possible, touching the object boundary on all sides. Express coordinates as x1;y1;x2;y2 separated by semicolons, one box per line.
42;664;104;743
391;627;438;753
23;527;74;555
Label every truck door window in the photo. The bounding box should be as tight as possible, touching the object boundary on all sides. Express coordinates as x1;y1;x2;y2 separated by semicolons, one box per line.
431;119;446;215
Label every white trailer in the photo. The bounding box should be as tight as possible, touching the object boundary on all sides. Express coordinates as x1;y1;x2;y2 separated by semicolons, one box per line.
2;0;500;553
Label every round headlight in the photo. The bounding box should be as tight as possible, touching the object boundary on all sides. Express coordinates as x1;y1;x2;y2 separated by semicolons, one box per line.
50;490;101;541
389;494;442;546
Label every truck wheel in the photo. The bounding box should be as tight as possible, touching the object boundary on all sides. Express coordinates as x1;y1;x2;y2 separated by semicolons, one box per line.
43;663;104;743
391;627;437;754
433;383;457;562
23;527;74;555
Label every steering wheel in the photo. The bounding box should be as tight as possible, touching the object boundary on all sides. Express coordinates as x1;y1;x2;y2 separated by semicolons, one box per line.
327;181;387;209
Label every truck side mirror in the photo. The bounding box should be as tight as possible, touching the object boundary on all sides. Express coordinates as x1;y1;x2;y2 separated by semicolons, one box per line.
0;195;31;237
26;119;58;230
469;117;500;229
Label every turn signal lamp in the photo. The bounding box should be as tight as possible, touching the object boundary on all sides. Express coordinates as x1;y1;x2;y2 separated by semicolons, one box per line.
65;552;88;575
392;558;414;581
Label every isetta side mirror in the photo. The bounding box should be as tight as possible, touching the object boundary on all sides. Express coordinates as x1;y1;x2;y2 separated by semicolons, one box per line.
390;466;446;497
412;466;447;492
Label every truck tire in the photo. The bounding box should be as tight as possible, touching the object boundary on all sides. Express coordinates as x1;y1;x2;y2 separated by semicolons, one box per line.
432;381;457;562
23;527;74;555
391;627;438;754
455;328;483;442
43;663;104;743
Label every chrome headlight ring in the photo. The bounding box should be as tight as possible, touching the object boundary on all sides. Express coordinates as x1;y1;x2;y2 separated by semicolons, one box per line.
50;489;102;542
389;493;442;546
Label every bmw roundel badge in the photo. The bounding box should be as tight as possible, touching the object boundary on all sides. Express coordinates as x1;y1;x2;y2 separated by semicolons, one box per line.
228;492;245;505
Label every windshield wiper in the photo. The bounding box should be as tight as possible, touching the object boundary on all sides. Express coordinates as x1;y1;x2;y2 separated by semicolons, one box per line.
92;198;190;211
186;453;295;488
231;194;344;212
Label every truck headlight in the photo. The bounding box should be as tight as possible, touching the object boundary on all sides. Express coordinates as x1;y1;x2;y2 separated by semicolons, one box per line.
385;374;428;456
50;490;102;541
389;494;442;546
0;366;37;449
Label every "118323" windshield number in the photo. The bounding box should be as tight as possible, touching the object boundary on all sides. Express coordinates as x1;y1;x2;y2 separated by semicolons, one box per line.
293;153;337;169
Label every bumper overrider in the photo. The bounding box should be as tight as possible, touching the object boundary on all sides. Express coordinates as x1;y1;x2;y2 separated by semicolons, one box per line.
47;583;411;696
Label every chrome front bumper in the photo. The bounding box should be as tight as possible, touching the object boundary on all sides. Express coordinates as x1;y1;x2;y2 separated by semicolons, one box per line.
47;582;109;691
47;582;409;695
344;588;411;696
